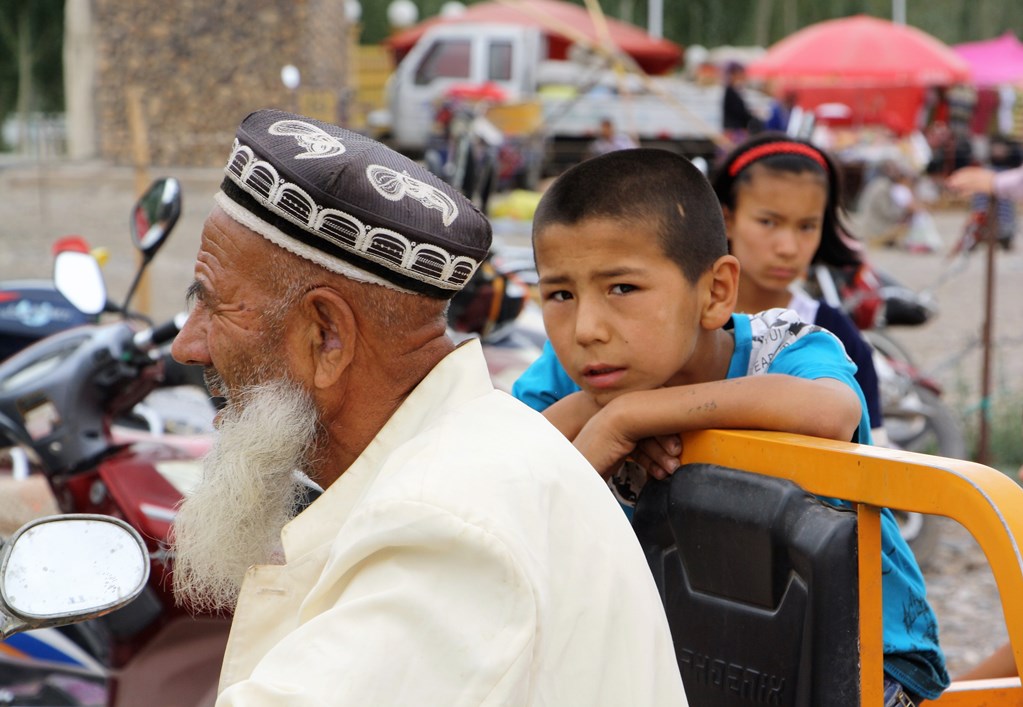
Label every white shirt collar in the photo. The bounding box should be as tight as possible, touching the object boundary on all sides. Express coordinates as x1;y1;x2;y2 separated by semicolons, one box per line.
281;337;493;560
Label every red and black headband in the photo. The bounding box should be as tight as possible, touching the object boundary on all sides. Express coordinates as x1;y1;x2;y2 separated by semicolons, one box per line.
727;141;829;177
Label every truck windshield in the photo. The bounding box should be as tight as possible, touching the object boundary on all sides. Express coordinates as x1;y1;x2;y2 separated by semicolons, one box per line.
414;39;471;85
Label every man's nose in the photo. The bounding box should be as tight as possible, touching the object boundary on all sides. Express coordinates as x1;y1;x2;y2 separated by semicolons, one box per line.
170;311;211;367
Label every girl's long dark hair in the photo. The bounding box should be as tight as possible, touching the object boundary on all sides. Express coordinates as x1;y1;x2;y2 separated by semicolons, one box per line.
711;132;861;268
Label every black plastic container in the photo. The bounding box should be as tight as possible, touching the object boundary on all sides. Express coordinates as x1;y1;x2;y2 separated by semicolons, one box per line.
633;463;860;706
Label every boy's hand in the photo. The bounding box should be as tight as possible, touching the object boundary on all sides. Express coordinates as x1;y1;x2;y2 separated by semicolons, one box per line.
631;435;682;481
572;399;683;480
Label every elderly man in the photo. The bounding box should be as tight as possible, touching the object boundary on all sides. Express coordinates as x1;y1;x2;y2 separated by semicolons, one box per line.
170;109;686;705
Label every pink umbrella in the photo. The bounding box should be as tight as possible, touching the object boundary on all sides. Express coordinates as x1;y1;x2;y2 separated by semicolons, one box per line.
953;32;1023;87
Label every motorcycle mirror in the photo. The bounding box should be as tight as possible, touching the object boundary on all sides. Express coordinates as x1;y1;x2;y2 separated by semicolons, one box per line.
0;514;150;639
130;178;182;258
53;250;107;316
124;177;182;314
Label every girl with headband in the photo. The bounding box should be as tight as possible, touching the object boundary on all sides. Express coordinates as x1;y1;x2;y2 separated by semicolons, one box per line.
712;132;950;705
711;133;885;441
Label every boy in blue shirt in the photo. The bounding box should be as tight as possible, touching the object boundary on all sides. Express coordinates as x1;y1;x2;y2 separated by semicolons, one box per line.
512;149;949;704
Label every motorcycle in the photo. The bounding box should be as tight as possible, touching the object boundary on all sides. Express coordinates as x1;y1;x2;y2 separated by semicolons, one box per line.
447;245;546;393
0;229;214;443
808;260;966;565
425;84;546;215
809;260;965;459
0;178;228;706
0;515;150;706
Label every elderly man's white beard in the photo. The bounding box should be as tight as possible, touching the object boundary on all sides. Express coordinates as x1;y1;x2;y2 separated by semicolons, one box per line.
172;376;319;613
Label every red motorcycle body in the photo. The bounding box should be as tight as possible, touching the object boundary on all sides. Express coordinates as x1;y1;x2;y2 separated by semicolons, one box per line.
48;442;228;706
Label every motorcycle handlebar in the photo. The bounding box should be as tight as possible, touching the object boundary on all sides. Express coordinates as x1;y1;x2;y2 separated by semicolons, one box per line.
134;312;188;350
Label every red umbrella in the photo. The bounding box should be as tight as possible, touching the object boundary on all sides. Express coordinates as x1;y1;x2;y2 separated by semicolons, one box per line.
385;0;682;75
953;32;1023;87
748;15;969;87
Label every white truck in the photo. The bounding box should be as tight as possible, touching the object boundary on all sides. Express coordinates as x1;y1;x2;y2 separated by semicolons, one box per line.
384;23;770;172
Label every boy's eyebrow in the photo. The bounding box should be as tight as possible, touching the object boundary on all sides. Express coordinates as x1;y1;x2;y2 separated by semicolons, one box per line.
538;272;570;285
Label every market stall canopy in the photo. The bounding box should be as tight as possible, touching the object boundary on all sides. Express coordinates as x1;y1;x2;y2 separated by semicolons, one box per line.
747;15;969;87
385;0;683;75
788;85;927;135
953;32;1023;87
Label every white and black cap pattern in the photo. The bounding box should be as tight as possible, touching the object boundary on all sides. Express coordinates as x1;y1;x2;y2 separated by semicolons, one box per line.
218;109;491;299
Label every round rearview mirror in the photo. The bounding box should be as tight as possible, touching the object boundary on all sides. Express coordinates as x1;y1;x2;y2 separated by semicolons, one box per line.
0;515;149;635
131;178;182;258
53;251;107;316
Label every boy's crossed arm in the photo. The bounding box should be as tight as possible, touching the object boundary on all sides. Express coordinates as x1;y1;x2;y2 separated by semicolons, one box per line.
544;374;862;480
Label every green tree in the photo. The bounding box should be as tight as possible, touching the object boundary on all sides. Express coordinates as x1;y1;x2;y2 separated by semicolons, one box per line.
0;0;65;149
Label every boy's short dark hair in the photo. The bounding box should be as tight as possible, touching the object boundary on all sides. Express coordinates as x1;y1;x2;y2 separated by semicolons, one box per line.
532;148;728;284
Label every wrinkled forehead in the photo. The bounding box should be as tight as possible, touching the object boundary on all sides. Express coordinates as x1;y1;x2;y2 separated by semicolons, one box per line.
190;206;286;300
200;204;280;266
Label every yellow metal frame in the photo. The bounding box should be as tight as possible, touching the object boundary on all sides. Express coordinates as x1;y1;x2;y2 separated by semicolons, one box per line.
680;429;1023;706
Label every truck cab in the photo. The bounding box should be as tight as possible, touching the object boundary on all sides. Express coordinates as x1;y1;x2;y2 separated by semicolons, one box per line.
385;22;773;173
387;24;541;155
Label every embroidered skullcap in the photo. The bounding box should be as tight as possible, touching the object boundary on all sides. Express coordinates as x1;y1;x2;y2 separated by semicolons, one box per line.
216;109;491;299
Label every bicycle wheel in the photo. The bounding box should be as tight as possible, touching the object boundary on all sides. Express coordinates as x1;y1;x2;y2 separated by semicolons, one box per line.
885;385;966;459
883;385;965;568
864;328;916;368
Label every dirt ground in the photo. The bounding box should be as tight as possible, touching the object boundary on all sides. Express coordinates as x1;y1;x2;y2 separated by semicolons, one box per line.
1;156;1022;678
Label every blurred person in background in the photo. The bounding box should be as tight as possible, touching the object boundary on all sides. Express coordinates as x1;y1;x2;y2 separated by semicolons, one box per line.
855;160;941;252
948;137;1023;251
721;62;761;143
586;117;637;158
764;91;798;133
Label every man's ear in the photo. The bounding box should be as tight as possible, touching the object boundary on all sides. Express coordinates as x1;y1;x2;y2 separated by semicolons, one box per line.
701;254;740;330
295;287;356;390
